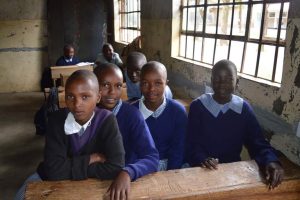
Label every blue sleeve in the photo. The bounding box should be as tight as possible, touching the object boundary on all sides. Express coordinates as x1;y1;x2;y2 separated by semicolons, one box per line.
123;110;159;181
186;101;208;166
73;57;80;65
166;102;187;170
244;102;279;167
55;57;65;66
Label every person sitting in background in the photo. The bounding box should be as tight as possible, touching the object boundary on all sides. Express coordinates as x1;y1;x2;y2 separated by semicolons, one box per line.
56;44;80;66
95;43;123;69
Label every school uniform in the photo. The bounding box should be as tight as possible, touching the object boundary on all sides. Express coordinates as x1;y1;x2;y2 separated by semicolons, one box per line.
133;97;187;170
111;101;159;180
15;107;125;200
186;93;279;167
125;71;173;101
95;52;123;67
56;56;80;66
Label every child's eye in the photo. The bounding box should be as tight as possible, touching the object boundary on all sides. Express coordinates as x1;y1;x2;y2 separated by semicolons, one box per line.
141;82;148;87
102;83;110;88
66;95;74;100
82;95;89;100
117;84;123;89
155;82;163;86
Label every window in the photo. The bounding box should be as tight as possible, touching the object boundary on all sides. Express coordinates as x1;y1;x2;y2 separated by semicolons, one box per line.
179;0;290;83
115;0;141;43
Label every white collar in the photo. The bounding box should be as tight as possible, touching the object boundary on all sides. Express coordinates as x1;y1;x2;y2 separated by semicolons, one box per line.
64;112;95;135
199;93;243;118
139;96;167;120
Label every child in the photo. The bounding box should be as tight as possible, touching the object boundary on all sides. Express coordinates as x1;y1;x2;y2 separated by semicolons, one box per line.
94;63;159;200
56;44;80;66
132;61;187;170
125;52;173;101
95;43;123;68
15;70;125;200
186;59;284;189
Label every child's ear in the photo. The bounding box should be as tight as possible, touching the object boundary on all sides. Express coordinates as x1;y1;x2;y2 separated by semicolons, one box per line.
235;78;239;90
166;79;169;85
97;90;102;103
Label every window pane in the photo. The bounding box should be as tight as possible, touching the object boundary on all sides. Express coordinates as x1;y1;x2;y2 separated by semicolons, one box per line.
188;8;196;31
196;0;205;5
180;35;186;57
182;8;187;31
232;5;247;36
243;43;258;76
207;0;218;4
280;3;289;41
203;38;215;64
220;0;233;3
215;39;229;64
229;41;244;72
186;36;194;59
206;6;218;34
182;0;188;6
249;4;263;39
196;7;204;32
257;45;275;80
275;47;285;83
218;5;232;35
263;3;281;41
194;37;203;61
189;0;196;5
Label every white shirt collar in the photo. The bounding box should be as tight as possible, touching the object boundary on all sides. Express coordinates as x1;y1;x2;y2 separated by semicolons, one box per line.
199;93;243;118
139;96;167;120
64;112;95;135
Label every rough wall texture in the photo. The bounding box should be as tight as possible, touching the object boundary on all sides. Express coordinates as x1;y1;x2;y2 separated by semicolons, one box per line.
0;0;48;92
47;0;108;65
111;0;300;165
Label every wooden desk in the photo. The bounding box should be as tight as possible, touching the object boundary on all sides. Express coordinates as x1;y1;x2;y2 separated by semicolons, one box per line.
25;158;300;199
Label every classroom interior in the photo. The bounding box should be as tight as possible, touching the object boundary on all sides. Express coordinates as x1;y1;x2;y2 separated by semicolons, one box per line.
0;0;300;199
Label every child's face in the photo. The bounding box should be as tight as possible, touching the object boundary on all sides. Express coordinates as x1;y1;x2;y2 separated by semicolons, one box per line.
97;68;123;110
140;68;166;104
211;65;237;103
65;79;100;125
64;48;75;59
126;60;143;83
103;46;113;61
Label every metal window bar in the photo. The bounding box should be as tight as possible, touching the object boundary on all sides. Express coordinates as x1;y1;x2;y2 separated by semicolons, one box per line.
212;0;221;64
227;0;236;60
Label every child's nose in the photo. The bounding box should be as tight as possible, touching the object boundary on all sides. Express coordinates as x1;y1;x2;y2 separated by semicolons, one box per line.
74;98;82;108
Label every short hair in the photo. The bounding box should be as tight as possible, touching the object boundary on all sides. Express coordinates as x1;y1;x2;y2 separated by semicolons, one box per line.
212;59;237;76
63;44;74;51
94;63;123;80
102;43;113;51
126;51;147;66
141;61;167;81
66;70;99;92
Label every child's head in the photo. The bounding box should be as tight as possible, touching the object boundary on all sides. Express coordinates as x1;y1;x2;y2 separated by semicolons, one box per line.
94;63;123;110
65;70;100;125
126;52;147;83
140;61;167;105
63;44;75;59
211;59;238;104
102;43;114;61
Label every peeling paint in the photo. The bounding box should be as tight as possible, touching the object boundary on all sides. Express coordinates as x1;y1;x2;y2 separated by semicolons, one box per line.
7;33;15;37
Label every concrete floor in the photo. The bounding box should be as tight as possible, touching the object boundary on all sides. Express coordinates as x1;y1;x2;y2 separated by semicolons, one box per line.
0;92;44;200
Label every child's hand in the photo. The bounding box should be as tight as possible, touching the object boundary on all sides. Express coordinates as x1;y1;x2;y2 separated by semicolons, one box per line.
107;170;131;200
265;162;284;190
89;153;106;165
201;157;219;170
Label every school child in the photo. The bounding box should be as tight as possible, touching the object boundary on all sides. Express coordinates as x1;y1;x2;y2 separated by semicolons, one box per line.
15;70;125;200
125;52;173;101
95;43;123;68
56;44;80;66
94;63;159;200
132;61;187;171
186;59;284;189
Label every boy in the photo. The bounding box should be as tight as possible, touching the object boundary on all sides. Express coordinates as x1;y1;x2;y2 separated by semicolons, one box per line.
95;43;123;68
125;52;173;101
186;59;284;189
56;44;80;66
94;63;159;200
15;70;125;200
132;61;187;170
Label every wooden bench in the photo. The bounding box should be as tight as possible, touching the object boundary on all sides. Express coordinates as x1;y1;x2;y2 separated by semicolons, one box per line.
25;157;300;199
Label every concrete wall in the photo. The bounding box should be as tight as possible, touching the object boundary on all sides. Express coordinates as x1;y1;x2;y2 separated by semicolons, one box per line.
0;0;48;92
47;0;108;65
112;0;300;165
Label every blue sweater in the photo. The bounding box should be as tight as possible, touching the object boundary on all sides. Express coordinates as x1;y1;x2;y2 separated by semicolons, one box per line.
116;102;159;180
186;98;279;167
133;99;187;170
56;56;80;66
